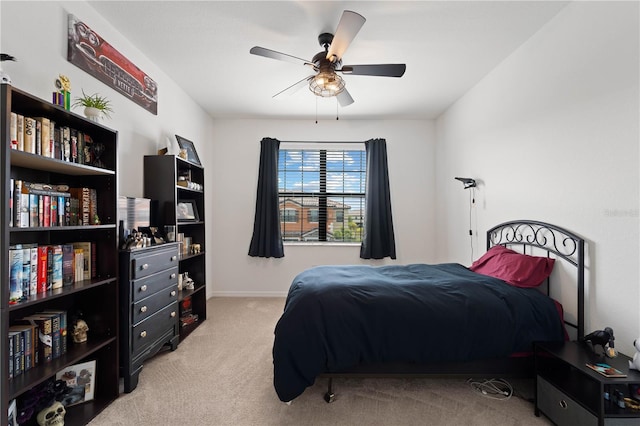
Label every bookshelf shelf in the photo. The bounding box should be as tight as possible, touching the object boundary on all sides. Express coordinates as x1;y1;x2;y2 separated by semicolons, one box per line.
144;155;207;341
1;84;119;425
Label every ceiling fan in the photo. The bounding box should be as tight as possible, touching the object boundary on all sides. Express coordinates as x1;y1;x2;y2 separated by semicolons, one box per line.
249;10;406;107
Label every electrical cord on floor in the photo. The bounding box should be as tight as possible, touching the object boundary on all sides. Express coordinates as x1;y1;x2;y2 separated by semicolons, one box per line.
467;378;513;400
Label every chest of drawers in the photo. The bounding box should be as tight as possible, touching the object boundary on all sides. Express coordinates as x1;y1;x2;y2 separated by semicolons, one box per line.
119;243;180;392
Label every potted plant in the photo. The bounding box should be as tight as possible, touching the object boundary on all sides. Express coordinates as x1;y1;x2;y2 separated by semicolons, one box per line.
73;90;113;122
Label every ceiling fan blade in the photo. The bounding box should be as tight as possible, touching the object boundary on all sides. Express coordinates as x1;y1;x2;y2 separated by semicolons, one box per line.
273;76;314;98
339;64;406;77
326;10;366;62
250;46;311;66
337;88;354;107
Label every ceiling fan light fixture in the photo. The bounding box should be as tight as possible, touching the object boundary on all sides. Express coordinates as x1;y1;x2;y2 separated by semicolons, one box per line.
309;71;345;97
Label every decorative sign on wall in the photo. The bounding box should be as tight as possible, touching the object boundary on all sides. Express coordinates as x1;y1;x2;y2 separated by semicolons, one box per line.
67;14;158;115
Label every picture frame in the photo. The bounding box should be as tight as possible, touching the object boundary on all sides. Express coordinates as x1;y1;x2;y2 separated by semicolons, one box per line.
56;359;96;407
175;134;201;166
177;200;199;222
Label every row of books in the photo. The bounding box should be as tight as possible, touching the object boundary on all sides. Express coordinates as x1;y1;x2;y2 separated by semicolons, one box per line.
10;180;97;228
9;111;99;166
8;310;68;380
8;242;95;304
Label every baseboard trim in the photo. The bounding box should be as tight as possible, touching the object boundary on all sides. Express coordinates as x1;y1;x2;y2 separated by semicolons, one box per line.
208;291;288;298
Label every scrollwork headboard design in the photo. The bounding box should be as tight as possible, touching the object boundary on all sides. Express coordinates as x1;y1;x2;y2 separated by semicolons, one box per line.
486;220;585;339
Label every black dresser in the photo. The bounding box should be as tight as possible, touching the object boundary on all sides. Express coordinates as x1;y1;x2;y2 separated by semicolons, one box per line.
119;243;180;392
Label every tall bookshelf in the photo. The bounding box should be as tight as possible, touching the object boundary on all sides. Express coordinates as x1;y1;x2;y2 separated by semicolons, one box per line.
143;155;207;340
1;84;119;425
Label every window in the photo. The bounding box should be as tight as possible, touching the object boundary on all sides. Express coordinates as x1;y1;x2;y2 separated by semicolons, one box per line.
308;209;319;223
278;148;366;242
280;208;298;223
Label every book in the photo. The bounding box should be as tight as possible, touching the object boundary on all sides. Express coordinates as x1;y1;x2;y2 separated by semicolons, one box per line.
16;315;52;363
586;363;627;377
70;128;78;163
9;178;13;227
16;114;24;151
8;247;23;302
10;112;17;149
51;245;63;289
8;332;15;379
50;195;58;227
53;125;62;160
29;193;39;227
89;188;98;224
41;310;67;355
74;248;84;282
37;245;48;293
13;180;29;228
36;117;51;157
34;117;41;155
30;245;38;296
23;116;36;153
56;360;96;406
73;242;92;280
9;324;35;371
42;195;51;227
59;195;68;226
62;126;71;162
8;331;22;378
62;244;74;286
21;245;31;298
39;312;61;359
69;187;91;225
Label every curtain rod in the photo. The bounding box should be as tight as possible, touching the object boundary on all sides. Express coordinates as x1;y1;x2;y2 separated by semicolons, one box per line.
279;140;365;144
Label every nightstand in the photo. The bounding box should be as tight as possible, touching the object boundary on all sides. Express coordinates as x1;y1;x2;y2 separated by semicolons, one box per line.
535;340;640;426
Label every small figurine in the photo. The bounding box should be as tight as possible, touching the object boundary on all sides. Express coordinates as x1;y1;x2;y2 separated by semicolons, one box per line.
72;318;89;344
36;401;65;426
54;74;71;110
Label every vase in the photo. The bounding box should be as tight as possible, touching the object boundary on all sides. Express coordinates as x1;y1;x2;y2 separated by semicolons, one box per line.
84;107;102;122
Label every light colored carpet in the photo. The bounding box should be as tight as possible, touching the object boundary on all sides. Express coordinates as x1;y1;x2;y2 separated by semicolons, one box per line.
89;297;552;425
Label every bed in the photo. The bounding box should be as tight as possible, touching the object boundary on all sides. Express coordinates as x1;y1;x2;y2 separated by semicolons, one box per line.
272;220;585;403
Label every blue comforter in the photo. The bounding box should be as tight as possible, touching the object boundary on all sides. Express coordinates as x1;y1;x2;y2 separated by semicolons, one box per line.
273;263;565;402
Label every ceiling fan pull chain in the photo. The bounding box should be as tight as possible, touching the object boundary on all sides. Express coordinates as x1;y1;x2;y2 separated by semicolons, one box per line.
336;98;339;120
315;97;318;124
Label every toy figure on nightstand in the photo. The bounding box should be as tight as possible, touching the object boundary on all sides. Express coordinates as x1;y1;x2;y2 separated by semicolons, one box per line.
630;337;640;371
583;327;617;357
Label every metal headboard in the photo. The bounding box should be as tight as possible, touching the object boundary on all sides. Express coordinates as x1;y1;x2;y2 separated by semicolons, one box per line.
486;220;585;339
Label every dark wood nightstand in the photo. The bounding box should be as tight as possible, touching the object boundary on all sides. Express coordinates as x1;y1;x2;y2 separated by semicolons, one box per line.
535;340;640;426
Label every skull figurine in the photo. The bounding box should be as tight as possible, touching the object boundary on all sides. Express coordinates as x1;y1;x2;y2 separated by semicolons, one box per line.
72;319;89;343
36;401;66;426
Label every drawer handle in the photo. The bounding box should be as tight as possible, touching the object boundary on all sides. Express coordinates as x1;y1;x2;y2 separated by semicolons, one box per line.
141;263;149;270
140;331;147;338
140;306;147;313
140;284;148;292
171;255;177;261
171;290;177;297
559;400;568;410
171;311;176;318
170;273;176;279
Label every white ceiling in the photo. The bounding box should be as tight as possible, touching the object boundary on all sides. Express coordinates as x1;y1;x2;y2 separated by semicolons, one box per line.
87;1;569;120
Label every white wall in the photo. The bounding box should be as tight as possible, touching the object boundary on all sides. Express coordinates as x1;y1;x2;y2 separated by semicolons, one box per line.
1;0;215;296
209;119;436;296
0;0;214;204
435;1;639;355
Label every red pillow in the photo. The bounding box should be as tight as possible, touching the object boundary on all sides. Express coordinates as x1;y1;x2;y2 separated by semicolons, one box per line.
469;245;555;288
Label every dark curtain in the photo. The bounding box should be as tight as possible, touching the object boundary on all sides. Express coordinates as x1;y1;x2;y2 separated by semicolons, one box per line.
248;137;284;258
360;138;396;259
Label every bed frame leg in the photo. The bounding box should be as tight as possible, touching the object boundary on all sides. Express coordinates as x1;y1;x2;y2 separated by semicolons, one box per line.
324;377;335;403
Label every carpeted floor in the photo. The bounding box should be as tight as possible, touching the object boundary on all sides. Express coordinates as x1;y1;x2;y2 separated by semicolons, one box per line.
89;297;552;425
